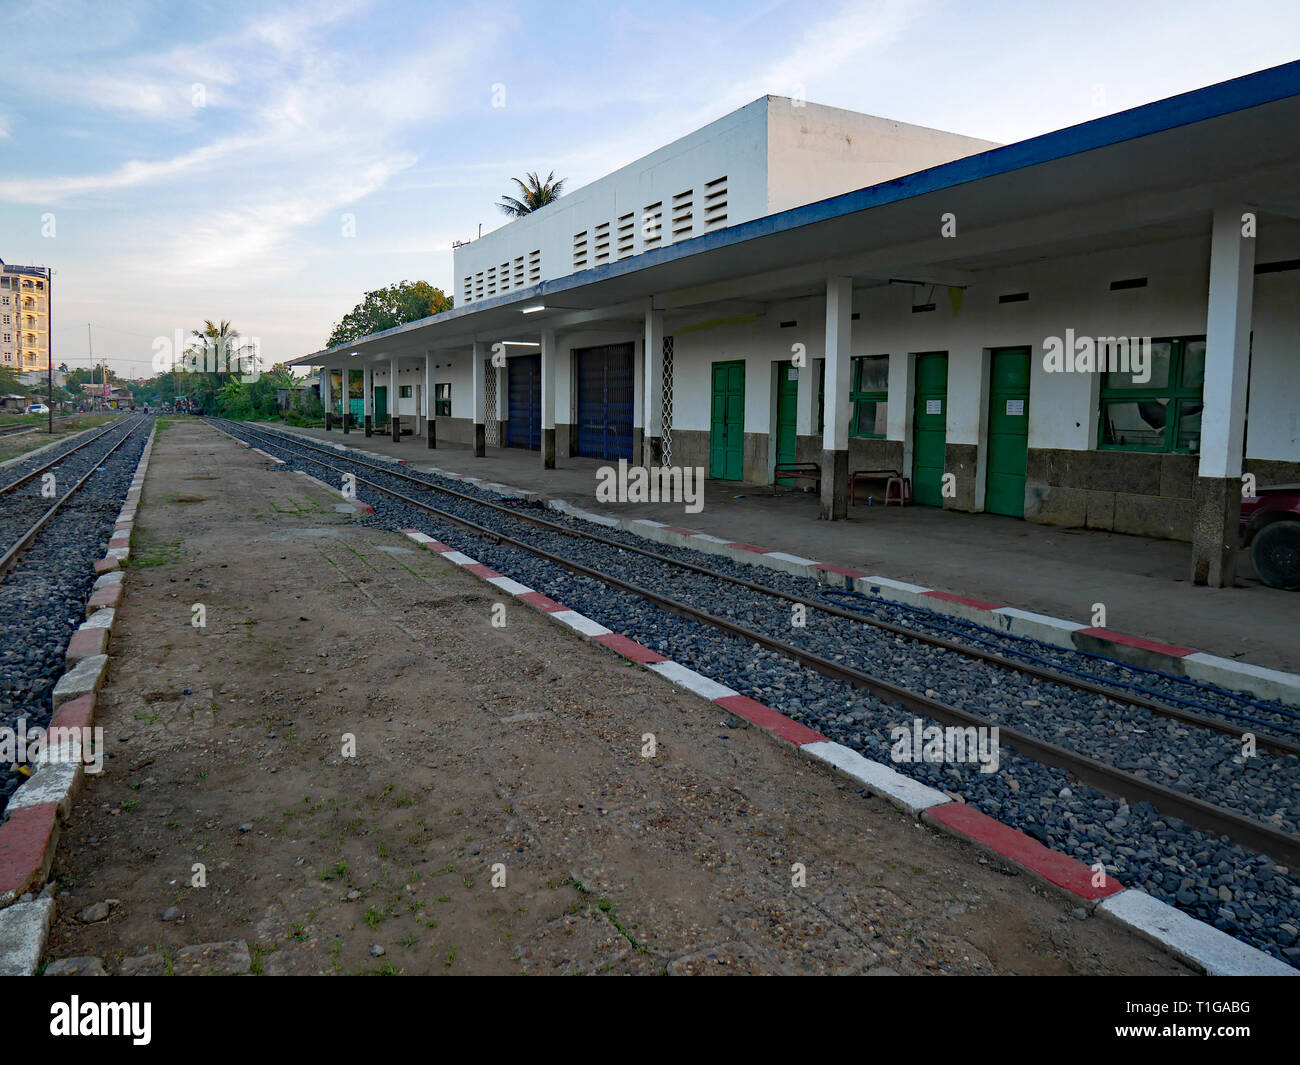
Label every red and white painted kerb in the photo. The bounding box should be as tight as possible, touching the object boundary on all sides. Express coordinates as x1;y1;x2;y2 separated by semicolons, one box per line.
400;525;1296;977
0;427;158;976
474;485;1300;707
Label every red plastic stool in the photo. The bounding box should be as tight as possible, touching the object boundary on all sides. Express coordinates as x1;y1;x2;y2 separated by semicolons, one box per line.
885;476;911;506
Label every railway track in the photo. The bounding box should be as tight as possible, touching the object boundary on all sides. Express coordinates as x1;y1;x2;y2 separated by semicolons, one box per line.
0;414;150;814
213;419;1300;871
0;418;127;496
0;417;145;583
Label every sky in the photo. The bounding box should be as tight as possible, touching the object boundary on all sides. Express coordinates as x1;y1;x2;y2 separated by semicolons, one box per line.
1;0;1297;378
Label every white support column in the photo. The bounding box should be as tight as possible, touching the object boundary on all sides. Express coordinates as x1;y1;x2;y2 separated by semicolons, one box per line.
321;367;332;430
643;306;664;465
540;327;557;468
389;355;400;442
1191;204;1256;586
820;277;853;519
363;364;373;436
472;340;487;457
795;355;818;438
424;351;436;449
341;366;351;433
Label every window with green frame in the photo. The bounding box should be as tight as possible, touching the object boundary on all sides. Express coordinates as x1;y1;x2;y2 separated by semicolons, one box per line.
1097;336;1205;453
850;355;889;438
435;382;451;417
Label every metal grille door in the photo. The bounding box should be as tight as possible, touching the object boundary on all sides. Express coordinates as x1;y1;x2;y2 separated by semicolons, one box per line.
507;354;540;450
483;358;500;447
662;336;674;465
576;343;634;460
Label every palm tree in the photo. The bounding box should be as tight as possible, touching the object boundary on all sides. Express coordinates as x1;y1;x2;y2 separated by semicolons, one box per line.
497;171;566;217
189;319;240;372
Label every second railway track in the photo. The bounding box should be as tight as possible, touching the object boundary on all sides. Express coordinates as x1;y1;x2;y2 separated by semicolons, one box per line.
214;421;1300;851
212;417;1300;965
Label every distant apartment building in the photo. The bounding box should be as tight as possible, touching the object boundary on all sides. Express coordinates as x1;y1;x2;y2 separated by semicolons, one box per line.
0;260;52;374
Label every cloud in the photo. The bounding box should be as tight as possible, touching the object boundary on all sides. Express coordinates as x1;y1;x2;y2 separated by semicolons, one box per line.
517;0;927;198
0;135;261;203
141;155;418;280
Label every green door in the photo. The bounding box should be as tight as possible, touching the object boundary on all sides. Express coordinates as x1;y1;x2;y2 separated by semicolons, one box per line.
911;353;948;507
985;347;1031;518
374;386;387;423
709;361;745;480
774;360;799;485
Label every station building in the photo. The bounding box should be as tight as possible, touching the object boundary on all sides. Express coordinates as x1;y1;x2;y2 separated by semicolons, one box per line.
293;62;1300;588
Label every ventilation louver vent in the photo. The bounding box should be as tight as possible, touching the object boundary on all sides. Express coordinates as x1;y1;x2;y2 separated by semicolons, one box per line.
671;189;693;242
642;203;662;249
703;175;727;230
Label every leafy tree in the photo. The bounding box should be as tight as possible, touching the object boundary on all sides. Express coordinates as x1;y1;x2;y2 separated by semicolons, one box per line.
0;365;21;397
326;281;453;348
497;171;566;217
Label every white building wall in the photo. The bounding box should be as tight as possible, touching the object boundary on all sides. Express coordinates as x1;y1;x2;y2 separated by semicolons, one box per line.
1249;270;1300;463
454;98;998;307
666;230;1300;467
455;99;770;303
765;99;998;214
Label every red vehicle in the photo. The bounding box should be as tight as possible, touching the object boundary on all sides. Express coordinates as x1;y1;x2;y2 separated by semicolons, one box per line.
1240;485;1300;590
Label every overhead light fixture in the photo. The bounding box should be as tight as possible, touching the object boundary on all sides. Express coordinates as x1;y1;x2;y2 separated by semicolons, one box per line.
350;351;359;357
500;340;540;347
521;305;545;314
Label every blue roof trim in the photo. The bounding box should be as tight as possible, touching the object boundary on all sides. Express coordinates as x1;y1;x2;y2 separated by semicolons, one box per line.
300;60;1300;362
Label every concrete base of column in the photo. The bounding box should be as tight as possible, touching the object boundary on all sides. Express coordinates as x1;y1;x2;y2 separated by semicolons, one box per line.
819;449;849;520
391;417;400;443
1190;476;1241;587
364;416;372;437
473;422;485;457
643;434;663;467
426;419;436;449
324;413;331;431
542;428;556;469
342;413;349;434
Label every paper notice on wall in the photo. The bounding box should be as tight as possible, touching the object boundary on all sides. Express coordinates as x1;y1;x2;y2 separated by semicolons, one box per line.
926;399;942;415
787;367;798;381
1006;399;1025;416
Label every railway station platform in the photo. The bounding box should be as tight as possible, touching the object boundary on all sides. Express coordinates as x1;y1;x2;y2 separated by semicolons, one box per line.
276;425;1299;675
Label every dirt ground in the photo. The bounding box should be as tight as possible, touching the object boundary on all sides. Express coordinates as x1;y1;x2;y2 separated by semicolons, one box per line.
44;420;1191;975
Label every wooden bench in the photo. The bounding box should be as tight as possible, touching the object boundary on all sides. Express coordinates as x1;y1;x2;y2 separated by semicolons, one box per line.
850;468;911;506
772;461;821;491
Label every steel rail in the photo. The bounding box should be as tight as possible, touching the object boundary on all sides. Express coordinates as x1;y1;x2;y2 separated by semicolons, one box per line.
0;417;144;582
219;420;1300;756
216;420;1300;867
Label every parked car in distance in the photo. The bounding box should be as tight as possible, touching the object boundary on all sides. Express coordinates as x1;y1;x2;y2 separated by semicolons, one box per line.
1240;484;1300;590
25;403;50;415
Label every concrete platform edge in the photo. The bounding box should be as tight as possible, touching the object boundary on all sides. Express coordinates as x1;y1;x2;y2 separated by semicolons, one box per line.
0;426;157;977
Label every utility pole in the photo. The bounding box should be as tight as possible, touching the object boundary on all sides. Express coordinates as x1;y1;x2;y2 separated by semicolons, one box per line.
47;269;53;434
87;323;92;415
